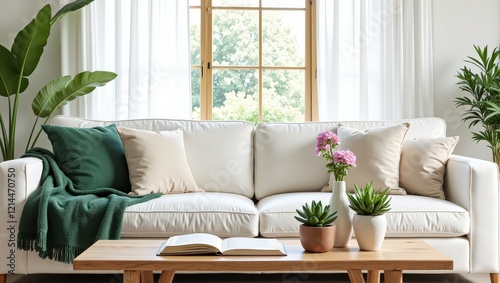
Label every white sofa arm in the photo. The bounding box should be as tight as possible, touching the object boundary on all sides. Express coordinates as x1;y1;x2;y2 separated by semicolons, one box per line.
0;157;43;275
444;154;499;273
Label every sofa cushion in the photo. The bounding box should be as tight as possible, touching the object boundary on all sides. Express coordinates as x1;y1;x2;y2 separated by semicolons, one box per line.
254;118;447;200
117;127;203;195
337;123;410;192
254;122;340;200
42;124;131;192
257;193;469;238
400;136;459;199
50;116;255;197
121;192;259;237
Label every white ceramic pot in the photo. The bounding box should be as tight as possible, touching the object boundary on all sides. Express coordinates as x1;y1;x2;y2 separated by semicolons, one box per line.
353;214;387;251
329;179;354;247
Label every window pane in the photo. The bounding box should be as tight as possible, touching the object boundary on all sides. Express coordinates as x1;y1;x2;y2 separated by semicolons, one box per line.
212;0;259;7
212;69;259;123
262;0;305;8
212;10;259;66
191;68;201;120
190;8;201;65
262;70;305;122
263;11;305;67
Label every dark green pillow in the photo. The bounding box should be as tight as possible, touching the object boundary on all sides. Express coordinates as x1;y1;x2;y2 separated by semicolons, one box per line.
42;124;131;192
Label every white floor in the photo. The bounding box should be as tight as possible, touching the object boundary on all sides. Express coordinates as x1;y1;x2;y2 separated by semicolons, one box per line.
6;273;492;283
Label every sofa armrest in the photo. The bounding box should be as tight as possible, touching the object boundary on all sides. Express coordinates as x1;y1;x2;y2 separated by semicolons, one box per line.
444;154;499;273
0;157;43;274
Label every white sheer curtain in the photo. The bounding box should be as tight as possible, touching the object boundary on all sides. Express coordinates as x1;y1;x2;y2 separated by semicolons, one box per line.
60;0;192;120
316;0;434;121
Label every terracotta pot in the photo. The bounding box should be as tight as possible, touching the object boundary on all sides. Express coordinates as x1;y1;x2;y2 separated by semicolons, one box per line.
299;225;336;253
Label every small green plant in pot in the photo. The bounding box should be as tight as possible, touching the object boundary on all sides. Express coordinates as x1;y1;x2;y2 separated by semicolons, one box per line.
347;182;391;251
295;200;337;253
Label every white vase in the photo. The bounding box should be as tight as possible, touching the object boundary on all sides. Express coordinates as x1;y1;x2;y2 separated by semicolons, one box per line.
329;179;354;247
353;214;387;251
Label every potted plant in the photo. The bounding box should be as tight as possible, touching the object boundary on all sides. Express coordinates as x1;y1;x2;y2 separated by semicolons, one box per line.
0;0;116;162
316;130;356;247
455;45;500;170
347;182;391;251
295;200;337;253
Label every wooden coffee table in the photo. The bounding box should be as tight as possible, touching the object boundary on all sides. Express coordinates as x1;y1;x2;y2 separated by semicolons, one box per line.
73;239;453;283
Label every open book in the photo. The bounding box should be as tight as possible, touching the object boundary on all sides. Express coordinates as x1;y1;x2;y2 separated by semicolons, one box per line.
156;233;287;256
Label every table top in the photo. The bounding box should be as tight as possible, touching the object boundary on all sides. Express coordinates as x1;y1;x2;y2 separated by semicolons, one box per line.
73;239;453;272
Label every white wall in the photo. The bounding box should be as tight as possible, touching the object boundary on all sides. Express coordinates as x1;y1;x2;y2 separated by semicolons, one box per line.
0;0;60;160
1;0;499;162
433;0;500;161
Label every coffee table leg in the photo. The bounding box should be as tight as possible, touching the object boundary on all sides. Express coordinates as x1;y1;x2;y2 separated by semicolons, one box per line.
158;270;176;283
123;270;141;283
384;270;403;283
367;270;380;283
141;271;154;283
347;270;365;283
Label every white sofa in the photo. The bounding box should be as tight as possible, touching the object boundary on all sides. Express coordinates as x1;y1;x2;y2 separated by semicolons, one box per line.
0;115;498;280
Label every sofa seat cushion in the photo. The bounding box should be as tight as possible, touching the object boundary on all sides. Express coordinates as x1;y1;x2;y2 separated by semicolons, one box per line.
257;193;469;238
121;192;258;237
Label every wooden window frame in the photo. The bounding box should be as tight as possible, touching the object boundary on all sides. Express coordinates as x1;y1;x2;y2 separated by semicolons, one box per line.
190;0;318;122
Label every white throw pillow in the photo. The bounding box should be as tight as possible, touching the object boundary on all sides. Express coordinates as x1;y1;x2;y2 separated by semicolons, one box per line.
336;123;410;192
117;127;204;195
399;136;459;199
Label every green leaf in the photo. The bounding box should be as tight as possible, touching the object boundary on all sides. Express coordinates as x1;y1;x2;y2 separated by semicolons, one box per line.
32;71;117;119
51;0;96;25
295;209;308;220
11;5;51;77
294;216;307;225
32;76;72;116
0;45;28;97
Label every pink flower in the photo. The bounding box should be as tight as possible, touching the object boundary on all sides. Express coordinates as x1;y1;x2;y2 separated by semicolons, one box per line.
316;131;340;156
316;131;357;181
333;150;357;167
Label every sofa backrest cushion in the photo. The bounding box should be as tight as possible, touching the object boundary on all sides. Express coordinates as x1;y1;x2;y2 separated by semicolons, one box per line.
50;116;255;197
254;117;446;199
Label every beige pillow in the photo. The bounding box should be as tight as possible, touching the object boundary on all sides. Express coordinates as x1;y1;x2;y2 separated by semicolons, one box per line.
117;127;204;195
335;123;410;193
399;136;459;199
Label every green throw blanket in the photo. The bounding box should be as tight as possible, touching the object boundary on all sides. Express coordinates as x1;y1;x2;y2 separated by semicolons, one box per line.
17;148;161;263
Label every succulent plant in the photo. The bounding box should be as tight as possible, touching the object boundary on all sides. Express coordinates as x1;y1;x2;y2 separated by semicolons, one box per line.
295;200;338;227
347;182;391;216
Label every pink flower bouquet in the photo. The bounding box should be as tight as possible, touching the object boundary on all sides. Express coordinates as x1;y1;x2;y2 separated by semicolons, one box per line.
316;131;356;181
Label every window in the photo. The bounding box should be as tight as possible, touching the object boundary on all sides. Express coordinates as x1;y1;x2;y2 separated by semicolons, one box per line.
190;0;316;123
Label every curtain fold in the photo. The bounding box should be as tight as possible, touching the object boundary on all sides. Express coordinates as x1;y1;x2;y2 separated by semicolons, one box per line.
59;0;192;120
316;0;433;121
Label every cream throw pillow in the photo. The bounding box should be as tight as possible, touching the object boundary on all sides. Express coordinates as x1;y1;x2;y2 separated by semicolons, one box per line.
399;136;459;199
335;123;410;193
117;127;203;195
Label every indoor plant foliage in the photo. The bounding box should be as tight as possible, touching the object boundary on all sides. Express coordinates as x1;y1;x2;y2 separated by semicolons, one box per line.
295;200;337;253
295;200;338;227
0;0;117;161
316;131;356;181
347;182;391;216
455;45;500;168
347;182;391;251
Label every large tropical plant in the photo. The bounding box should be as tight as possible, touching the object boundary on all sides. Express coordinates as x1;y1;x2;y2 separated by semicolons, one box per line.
455;45;500;168
0;0;116;161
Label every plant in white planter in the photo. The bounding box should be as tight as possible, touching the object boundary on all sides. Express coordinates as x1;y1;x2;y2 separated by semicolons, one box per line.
347;182;391;251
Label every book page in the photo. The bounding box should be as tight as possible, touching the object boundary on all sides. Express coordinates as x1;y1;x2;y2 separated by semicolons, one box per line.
158;233;223;255
220;238;287;256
